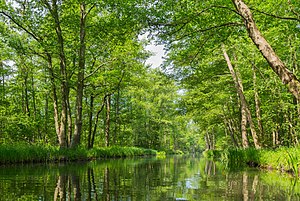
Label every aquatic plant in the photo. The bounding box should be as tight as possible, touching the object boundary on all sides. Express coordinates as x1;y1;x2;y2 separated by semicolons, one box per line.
286;150;299;177
219;148;261;170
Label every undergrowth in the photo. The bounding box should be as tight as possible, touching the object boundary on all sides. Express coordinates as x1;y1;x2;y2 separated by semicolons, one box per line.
0;143;157;164
218;147;300;177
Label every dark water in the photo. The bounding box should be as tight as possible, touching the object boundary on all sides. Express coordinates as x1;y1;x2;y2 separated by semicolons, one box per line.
0;155;299;201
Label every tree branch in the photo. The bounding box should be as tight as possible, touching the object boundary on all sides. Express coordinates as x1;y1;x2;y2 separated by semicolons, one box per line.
169;22;243;41
84;59;116;81
288;0;300;21
0;11;41;42
249;7;300;22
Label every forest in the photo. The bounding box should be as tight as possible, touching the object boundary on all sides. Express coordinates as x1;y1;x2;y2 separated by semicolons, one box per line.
0;0;300;154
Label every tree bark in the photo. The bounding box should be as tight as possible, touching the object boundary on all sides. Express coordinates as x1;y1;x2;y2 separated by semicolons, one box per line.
252;65;264;138
232;0;300;101
44;91;49;142
46;53;66;147
54;2;69;149
72;2;86;148
44;0;69;148
87;94;94;149
105;95;111;147
23;69;30;117
114;89;120;144
222;44;260;149
89;95;108;148
223;116;239;147
241;104;249;148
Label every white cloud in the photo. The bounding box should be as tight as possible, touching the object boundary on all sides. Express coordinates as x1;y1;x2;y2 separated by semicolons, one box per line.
145;44;165;68
139;33;165;69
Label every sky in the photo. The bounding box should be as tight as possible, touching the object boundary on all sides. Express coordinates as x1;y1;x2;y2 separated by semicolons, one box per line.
145;43;165;68
139;32;166;69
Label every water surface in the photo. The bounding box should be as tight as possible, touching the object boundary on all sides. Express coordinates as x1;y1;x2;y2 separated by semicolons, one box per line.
0;155;299;200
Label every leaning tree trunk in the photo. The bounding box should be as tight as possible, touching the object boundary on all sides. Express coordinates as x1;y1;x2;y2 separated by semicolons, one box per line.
232;0;300;102
241;104;249;148
222;44;260;149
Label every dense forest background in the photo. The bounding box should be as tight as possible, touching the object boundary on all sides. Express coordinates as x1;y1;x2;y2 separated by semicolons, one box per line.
0;0;300;152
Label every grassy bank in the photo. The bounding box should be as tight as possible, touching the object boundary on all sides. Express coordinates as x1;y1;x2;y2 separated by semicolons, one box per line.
204;147;300;176
0;144;158;164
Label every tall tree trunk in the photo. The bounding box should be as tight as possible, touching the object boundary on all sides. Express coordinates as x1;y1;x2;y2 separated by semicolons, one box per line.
272;126;279;147
87;94;94;149
286;112;298;145
31;74;41;140
252;65;264;138
232;0;300;101
44;0;69;148
222;45;260;149
90;95;108;148
114;89;120;144
223;116;239;147
23;69;30;117
105;95;111;147
67;100;72;147
224;102;242;147
46;53;66;147
72;2;86;148
241;104;249;148
236;66;250;148
0;62;4;136
205;130;213;150
44;91;49;142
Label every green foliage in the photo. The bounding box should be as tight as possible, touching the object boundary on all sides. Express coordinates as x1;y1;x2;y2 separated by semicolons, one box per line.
202;149;222;160
152;0;300;150
221;148;261;170
1;0;300;154
221;147;300;177
0;143;157;164
286;150;299;177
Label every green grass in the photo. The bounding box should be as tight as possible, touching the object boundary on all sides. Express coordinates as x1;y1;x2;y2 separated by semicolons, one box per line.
0;144;157;164
219;147;300;176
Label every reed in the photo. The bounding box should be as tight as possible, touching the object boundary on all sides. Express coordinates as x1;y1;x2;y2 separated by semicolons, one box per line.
220;147;300;177
220;148;260;169
0;144;157;164
284;149;300;177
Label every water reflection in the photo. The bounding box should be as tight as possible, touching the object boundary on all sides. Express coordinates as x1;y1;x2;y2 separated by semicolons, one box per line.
0;156;300;200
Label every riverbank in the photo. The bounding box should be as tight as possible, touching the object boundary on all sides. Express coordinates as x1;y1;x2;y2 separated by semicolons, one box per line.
204;147;300;176
0;144;160;164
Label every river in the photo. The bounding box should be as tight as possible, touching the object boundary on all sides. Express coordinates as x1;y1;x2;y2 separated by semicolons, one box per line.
0;155;299;200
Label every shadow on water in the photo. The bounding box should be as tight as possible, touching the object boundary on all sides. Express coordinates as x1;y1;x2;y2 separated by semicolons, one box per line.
0;156;300;200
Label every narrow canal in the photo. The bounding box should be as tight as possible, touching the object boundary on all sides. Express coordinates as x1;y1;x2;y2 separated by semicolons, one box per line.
0;155;299;200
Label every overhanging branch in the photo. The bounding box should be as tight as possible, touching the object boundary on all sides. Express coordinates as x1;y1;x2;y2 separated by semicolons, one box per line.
0;11;42;42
